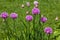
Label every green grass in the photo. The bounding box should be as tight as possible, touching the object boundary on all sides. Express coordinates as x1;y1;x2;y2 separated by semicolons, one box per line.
0;0;60;40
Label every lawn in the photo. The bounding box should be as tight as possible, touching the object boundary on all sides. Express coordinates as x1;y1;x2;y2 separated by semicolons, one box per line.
0;0;60;40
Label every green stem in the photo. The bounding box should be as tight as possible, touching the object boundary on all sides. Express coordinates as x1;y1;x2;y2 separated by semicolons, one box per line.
29;22;30;40
38;14;42;40
13;19;16;33
47;34;50;40
4;19;10;40
13;19;20;40
33;15;36;40
13;19;15;28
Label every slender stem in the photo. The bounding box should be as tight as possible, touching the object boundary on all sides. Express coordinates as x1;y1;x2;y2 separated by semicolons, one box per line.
20;19;27;40
13;19;19;40
13;19;15;28
13;19;17;34
33;15;36;40
38;14;42;40
4;19;10;40
47;34;50;40
26;22;28;40
29;22;31;40
41;23;44;40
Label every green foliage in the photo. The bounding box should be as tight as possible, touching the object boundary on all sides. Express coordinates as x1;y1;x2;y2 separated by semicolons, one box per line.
0;0;60;40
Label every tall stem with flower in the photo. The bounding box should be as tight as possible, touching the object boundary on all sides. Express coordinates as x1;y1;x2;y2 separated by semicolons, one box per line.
32;7;40;40
44;27;53;40
1;12;11;40
25;15;33;40
10;13;19;40
40;16;47;40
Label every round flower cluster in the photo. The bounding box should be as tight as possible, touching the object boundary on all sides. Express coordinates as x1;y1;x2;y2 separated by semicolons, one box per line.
21;1;39;8
10;13;18;19
32;7;40;15
34;1;38;5
0;12;18;19
44;27;53;34
40;17;47;23
0;12;8;19
26;15;33;21
26;2;30;7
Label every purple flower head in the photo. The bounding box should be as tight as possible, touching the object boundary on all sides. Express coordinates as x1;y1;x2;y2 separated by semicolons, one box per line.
10;13;18;19
32;8;40;15
40;17;47;23
1;12;8;19
44;27;53;34
34;1;38;5
26;15;33;21
26;2;30;7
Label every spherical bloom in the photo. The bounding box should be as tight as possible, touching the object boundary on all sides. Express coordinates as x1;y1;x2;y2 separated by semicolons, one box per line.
55;16;58;21
44;27;53;34
32;8;40;15
21;4;24;8
26;15;33;21
26;2;30;7
40;17;47;23
1;12;8;19
10;13;18;19
26;11;29;14
34;1;38;5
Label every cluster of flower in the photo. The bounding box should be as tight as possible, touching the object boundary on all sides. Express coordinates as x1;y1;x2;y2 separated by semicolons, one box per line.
0;1;59;40
25;7;52;34
24;1;52;35
21;1;39;8
0;1;53;35
0;12;18;19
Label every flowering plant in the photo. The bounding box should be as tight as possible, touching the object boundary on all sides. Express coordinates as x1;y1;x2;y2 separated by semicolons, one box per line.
0;0;60;40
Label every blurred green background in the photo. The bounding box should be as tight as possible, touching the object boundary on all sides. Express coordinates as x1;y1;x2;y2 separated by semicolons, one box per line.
0;0;60;40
